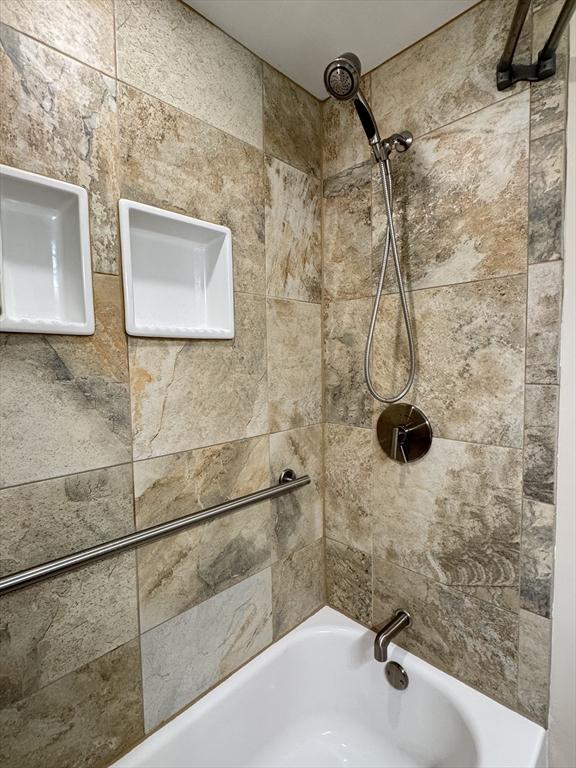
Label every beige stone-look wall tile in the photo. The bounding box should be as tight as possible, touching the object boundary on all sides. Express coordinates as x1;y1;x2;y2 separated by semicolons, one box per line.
317;0;567;728
2;0;567;746
134;436;270;528
370;0;530;139
0;552;138;707
373;437;522;610
0;24;119;273
325;538;372;626
523;384;558;504
0;464;134;575
323;163;372;300
323;74;371;177
528;131;566;265
0;639;143;768
323;297;373;428
134;436;273;632
520;499;555;618
531;0;569;140
141;568;272;731
457;583;520;614
263;64;321;178
526;261;563;383
372;93;529;293
0;0;115;75
373;557;518;708
267;299;322;431
265;156;321;302
324;424;373;553
373;276;526;448
130;293;268;460
119;83;265;295
115;0;262;148
269;426;323;559
0;276;131;488
518;610;551;725
272;540;324;639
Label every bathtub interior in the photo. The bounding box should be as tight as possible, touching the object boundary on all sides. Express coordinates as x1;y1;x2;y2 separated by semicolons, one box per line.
242;627;480;768
115;608;525;768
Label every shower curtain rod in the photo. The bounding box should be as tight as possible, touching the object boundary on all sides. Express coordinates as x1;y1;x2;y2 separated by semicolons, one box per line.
497;0;576;90
0;469;310;597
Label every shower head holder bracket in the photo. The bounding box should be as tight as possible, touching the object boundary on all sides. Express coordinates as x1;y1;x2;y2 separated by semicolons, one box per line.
370;131;414;164
379;132;413;158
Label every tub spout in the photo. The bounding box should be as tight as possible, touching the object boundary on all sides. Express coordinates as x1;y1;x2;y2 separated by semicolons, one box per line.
374;610;411;662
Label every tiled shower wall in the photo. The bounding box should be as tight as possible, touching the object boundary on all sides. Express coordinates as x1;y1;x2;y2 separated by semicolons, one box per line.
0;0;569;765
323;0;568;726
0;1;324;765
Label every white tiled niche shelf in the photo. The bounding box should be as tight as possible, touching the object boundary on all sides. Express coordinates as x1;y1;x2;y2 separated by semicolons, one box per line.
0;165;94;335
119;200;234;339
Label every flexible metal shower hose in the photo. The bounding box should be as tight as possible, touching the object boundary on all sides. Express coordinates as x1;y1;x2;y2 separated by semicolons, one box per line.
364;157;416;403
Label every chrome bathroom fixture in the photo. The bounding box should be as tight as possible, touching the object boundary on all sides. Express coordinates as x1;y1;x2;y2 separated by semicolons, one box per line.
324;52;415;403
374;609;411;663
0;469;310;597
497;0;576;90
377;403;433;463
385;661;409;691
324;53;413;164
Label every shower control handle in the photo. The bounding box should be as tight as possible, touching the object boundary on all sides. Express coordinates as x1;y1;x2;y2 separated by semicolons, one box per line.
391;423;420;463
377;404;433;464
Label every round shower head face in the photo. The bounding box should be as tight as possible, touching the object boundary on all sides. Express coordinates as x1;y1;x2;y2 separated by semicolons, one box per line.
324;53;362;100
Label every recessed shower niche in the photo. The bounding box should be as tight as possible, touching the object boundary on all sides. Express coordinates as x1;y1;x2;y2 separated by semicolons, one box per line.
118;200;234;339
0;165;94;335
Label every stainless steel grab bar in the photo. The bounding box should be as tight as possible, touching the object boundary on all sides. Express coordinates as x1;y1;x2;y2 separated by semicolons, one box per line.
0;468;310;597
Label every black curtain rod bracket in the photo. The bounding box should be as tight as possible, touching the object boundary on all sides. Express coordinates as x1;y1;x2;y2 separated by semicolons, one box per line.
497;0;575;91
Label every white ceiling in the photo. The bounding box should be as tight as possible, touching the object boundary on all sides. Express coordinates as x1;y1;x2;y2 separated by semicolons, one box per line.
185;0;478;99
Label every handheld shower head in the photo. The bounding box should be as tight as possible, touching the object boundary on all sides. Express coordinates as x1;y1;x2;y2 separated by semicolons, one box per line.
324;52;382;154
323;53;414;165
324;53;362;100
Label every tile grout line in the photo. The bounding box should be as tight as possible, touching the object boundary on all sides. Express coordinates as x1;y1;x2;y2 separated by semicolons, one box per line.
0;20;116;80
520;0;571;720
260;53;274;623
140;537;323;640
323;270;533;302
0;633;143;712
319;95;329;607
3;0;568;733
519;0;571;705
323;87;531;185
112;0;118;80
368;81;377;627
322;419;526;452
0;423;323;491
0;21;319;182
517;2;536;705
2;539;324;711
134;603;325;748
337;534;522;620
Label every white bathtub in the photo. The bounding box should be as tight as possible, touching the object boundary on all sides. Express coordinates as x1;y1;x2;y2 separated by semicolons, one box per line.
113;607;546;768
